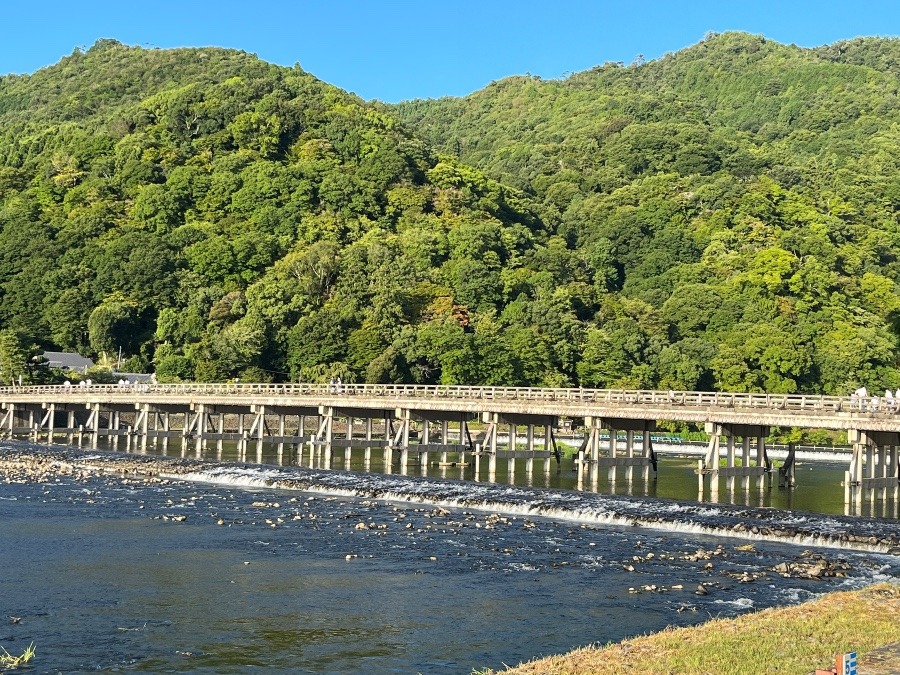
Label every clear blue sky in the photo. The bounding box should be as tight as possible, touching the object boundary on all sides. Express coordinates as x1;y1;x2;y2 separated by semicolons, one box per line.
2;0;899;102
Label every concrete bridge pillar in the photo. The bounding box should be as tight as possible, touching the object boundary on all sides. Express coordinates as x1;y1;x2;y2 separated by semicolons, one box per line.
741;436;751;491
504;422;516;480
214;412;225;459
440;420;449;465
487;413;498;479
382;414;391;468
254;405;267;464
324;407;334;467
0;403;13;439
607;424;618;484
89;403;100;449
703;423;770;497
237;411;247;461
344;416;354;467
525;424;534;475
277;413;286;465
544;424;554;475
399;412;410;474
27;406;36;443
138;405;150;453
181;409;194;444
419;420;430;475
582;422;598;487
298;415;307;464
580;417;655;489
43;404;56;444
67;409;75;445
364;417;373;467
194;404;208;457
847;430;900;504
725;433;736;493
625;429;636;484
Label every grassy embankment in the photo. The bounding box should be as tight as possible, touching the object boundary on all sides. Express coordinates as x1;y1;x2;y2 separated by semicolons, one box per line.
481;583;900;674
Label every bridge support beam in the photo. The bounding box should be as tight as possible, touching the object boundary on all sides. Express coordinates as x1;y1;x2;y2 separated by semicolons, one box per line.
1;403;47;441
378;409;471;475
35;402;86;445
309;406;394;471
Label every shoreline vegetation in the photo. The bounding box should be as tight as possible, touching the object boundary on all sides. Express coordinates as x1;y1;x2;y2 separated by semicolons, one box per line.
482;583;900;675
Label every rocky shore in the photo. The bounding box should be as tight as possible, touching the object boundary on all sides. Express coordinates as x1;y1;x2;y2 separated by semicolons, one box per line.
0;447;208;485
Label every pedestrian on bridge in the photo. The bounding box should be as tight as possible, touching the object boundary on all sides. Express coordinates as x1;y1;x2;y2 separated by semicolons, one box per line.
852;386;868;411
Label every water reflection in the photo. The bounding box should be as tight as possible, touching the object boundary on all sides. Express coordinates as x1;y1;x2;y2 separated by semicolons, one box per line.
92;435;900;520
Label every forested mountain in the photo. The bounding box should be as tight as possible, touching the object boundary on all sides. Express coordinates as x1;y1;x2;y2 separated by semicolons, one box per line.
0;33;898;394
0;39;546;385
393;32;900;394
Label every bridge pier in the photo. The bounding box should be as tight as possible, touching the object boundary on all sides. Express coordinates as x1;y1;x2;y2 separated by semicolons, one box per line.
404;410;472;476
477;412;555;483
846;430;900;505
78;403;136;450
579;418;656;490
26;403;85;446
0;403;46;441
310;406;395;471
344;416;355;469
702;424;770;496
275;410;319;467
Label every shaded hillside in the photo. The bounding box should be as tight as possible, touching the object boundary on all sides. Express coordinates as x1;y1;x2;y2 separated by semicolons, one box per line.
393;32;900;394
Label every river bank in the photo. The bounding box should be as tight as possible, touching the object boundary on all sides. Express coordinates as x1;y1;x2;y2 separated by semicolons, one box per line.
488;583;900;674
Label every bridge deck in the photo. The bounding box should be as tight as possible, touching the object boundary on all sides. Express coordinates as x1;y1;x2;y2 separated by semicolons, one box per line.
2;383;898;432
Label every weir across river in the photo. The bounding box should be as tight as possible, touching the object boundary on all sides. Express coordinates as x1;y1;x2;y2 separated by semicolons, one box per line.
1;383;898;504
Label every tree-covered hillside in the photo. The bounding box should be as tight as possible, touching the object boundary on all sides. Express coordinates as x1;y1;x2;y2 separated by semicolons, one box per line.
0;34;898;394
393;32;900;394
0;39;551;385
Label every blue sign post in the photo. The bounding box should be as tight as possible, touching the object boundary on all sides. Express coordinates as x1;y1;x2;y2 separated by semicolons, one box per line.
838;651;857;675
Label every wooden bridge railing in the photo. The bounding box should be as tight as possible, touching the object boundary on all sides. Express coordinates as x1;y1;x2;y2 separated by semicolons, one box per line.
0;382;880;414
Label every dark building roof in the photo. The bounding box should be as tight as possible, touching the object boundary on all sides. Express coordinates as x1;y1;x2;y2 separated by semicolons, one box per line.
114;372;154;383
41;351;95;372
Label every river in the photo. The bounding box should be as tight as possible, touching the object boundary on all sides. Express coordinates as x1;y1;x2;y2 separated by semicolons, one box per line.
1;442;898;673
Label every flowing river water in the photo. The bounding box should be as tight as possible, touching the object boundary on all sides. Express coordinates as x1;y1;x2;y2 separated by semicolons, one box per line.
1;440;899;673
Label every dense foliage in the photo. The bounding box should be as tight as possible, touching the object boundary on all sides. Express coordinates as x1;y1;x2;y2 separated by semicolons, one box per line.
0;33;898;394
393;32;900;395
0;40;548;385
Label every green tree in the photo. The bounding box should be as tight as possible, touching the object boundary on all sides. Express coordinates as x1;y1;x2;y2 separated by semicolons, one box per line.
0;329;33;384
87;294;149;358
